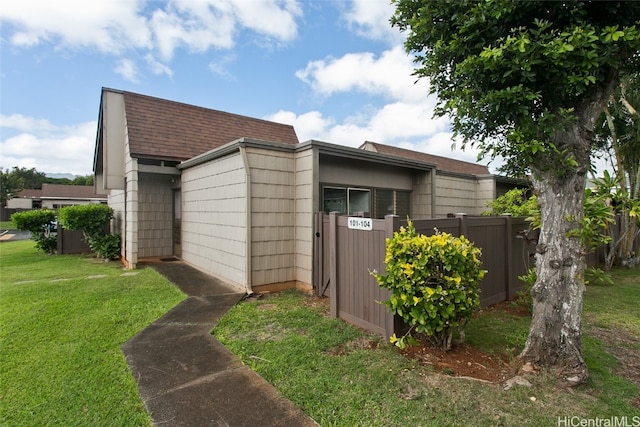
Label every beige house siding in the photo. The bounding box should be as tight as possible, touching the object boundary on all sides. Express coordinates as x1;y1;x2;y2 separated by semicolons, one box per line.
137;173;173;258
123;128;140;267
6;198;33;209
294;148;315;286
412;171;433;219
101;92;139;267
246;147;296;287
434;174;479;217
108;188;125;247
476;177;496;214
181;152;247;287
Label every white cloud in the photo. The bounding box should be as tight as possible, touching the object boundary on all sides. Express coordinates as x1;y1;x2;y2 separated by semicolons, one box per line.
208;54;237;79
145;54;173;78
0;114;56;133
114;59;139;83
1;0;302;77
342;0;404;45
265;110;334;142
149;0;302;61
0;0;151;54
0;115;96;175
296;46;428;103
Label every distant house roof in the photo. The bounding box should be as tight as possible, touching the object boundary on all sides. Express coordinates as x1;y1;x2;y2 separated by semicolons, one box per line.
116;89;299;162
40;184;105;200
14;184;105;201
360;141;490;176
14;188;42;199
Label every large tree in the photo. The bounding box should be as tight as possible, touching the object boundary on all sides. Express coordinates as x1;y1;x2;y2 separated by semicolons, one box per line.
391;0;640;384
0;167;47;207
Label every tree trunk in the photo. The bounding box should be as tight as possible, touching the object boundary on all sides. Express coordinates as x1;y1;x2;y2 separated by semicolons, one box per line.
520;167;588;384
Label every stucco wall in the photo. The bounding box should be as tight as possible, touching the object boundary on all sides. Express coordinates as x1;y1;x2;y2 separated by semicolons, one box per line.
137;173;173;258
247;147;296;287
181;152;247;287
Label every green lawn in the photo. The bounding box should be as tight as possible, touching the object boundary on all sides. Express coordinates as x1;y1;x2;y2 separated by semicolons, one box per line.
0;240;185;426
0;220;14;230
2;238;638;426
214;270;640;426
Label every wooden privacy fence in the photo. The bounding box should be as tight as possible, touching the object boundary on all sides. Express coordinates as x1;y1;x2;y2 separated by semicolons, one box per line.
314;212;537;340
57;228;92;254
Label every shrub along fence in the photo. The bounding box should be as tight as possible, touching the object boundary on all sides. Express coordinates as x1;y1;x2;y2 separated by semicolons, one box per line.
314;212;537;340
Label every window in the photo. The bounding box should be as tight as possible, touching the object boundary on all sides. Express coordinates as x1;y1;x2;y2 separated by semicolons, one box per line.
396;191;411;219
373;189;411;219
348;188;370;216
323;187;346;214
374;189;394;218
322;185;410;218
322;186;371;216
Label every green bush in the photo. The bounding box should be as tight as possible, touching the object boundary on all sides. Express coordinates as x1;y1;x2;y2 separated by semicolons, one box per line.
57;204;119;259
57;204;113;237
11;209;57;254
373;221;484;351
88;234;121;260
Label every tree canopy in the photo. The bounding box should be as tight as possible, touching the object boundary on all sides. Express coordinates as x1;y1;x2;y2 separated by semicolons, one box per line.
392;0;640;175
0;167;94;207
391;0;640;384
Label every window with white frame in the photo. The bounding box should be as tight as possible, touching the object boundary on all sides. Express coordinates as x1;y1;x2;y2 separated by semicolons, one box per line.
322;185;410;218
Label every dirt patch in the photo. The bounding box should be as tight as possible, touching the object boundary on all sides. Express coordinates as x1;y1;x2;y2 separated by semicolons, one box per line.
302;294;330;315
400;338;516;383
327;336;379;356
475;300;531;318
588;326;640;392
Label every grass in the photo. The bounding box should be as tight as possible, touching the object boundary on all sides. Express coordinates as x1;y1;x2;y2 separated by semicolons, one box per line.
0;240;186;426
0;220;15;230
214;270;640;426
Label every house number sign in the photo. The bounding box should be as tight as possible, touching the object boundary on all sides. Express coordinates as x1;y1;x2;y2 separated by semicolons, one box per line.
347;217;372;231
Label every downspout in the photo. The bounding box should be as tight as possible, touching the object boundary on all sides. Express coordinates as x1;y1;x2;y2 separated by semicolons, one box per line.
239;145;254;295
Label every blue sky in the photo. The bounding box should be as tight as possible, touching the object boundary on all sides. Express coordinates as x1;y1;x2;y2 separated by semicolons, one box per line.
2;0;493;176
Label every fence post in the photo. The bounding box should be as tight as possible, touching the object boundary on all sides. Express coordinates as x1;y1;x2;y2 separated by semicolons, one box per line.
502;214;514;300
329;211;339;318
454;213;467;237
57;227;63;254
313;212;322;296
383;215;399;341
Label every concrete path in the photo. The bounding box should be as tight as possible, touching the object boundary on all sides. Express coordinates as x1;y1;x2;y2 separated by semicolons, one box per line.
122;261;318;426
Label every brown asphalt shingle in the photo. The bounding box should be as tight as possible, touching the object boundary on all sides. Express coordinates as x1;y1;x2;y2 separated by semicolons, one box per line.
120;90;299;161
362;141;490;175
40;184;103;199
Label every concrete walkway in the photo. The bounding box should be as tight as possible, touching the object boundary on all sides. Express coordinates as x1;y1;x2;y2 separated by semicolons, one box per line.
122;261;318;426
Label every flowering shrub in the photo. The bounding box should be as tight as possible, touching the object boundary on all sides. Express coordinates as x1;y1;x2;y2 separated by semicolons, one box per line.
373;221;484;351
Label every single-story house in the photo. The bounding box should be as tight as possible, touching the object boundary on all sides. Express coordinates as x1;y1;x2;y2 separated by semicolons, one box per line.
6;184;107;209
94;88;526;294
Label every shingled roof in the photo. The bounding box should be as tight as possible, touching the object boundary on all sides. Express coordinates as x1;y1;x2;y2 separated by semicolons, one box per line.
116;89;299;161
361;141;490;176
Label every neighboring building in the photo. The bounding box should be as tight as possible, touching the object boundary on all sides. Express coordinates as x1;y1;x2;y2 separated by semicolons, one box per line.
93;87;527;294
6;184;107;209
